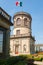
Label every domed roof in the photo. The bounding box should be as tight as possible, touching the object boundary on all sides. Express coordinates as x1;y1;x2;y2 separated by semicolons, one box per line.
13;11;32;20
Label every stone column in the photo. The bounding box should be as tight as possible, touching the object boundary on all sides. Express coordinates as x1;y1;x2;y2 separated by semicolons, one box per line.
5;28;10;58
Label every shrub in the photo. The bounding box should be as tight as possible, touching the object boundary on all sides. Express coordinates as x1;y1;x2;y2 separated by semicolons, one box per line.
18;55;27;60
0;55;39;65
14;61;27;65
34;57;42;61
4;56;27;65
26;55;32;59
5;56;21;65
0;59;6;65
19;54;32;59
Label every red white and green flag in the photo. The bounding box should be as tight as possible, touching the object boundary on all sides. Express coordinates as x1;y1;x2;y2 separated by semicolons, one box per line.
15;1;22;7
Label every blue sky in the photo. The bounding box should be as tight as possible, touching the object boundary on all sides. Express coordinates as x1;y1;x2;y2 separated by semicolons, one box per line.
0;0;43;44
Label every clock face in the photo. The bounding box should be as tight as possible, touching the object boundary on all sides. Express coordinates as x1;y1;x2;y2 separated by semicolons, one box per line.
16;18;21;25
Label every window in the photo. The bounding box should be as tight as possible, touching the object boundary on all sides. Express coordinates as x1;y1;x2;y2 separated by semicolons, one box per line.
16;30;20;35
16;18;21;25
24;18;28;26
15;45;19;54
24;18;27;21
0;31;3;53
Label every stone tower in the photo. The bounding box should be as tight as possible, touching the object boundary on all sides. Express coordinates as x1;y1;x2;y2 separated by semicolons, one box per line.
10;12;35;56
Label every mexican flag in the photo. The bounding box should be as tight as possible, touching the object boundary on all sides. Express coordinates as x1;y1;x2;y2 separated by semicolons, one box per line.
15;1;22;7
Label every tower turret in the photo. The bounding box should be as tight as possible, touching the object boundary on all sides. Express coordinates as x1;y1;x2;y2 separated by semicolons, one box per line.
13;12;32;36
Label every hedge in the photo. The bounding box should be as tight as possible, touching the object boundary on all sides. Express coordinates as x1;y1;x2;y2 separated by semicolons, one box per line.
0;56;27;65
0;55;42;65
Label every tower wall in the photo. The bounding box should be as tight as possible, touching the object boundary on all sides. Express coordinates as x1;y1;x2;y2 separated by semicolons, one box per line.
10;38;31;56
13;28;31;35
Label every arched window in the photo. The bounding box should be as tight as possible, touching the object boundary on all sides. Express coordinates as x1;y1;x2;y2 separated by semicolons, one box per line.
16;18;21;25
24;18;28;26
24;18;27;21
0;31;3;53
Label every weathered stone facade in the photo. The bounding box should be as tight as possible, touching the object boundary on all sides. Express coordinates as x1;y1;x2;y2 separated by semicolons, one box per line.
10;12;35;56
